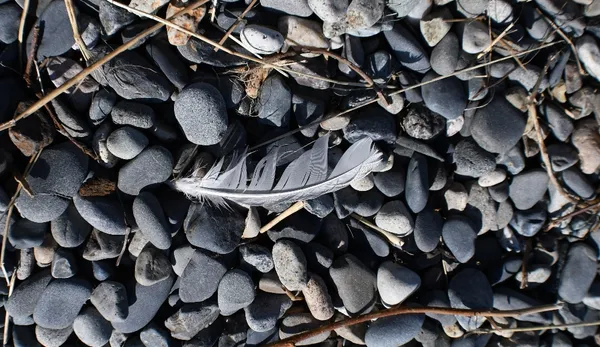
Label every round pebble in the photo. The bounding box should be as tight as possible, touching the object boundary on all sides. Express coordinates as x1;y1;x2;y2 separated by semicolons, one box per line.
106;126;149;160
272;240;308;291
442;216;477;263
377;261;421;306
375;200;414;236
218;269;256;316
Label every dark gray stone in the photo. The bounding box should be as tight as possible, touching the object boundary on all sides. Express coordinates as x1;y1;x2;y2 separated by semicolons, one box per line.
448;268;493;331
133;191;171;250
267;210;322;244
374;163;405;197
421;72;466;120
89;89;117;126
51;203;92;248
134;246;172;286
383;22;430;73
405;153;428;213
35;325;73;347
145;39;189;90
240;244;274;273
6;270;52;319
257;74;292;127
90;281;128;322
140;323;173;347
165;301;220;340
547;144;579;172
442;215;476;263
98;0;136;36
377;261;421;306
74;194;127;235
0;4;21;44
33;277;92;329
471;98;526;154
509;169;549;210
540;103;574;142
218;269;255;316
559;243;597;304
245;293;292;332
365;312;425;347
496;145;526;175
28;1;75;59
179;249;227;303
111;101;155;129
430;32;459;76
73;306;113;346
118;146;173;196
401;105;445;140
342;109;398;143
184;203;244;254
83;229;125;261
329;254;377;315
107;126;149;160
562;168;595;199
414;207;443;253
8;219;47;249
261;0;313;16
509;203;547;237
51;248;77;278
304;195;334;218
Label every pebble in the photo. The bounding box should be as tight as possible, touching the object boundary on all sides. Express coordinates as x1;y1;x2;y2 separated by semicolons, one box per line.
303;242;334;272
257;74;292;127
51;203;92;248
405;153;429;213
140;323;173;347
304;195;334;218
106;126;148;160
496;145;526;175
510;204;546;237
146;39;189;90
99;0;136;36
462;20;491;54
471;98;526;154
547;144;579;172
47;57;98;94
133;192;171;250
454;139;496;178
448;268;493;331
135;246;172;286
489;181;509;202
240;244;274;273
240;25;284;55
33;277;92;329
184;202;244;254
421;72;467;120
373;164;405;197
218;269;255;316
515;264;552;285
35;326;73;347
577;36;600;82
51;248;77;278
444;182;468;211
308;0;347;22
164;301;220;340
478;168;507;187
509;169;549;210
82;229;124;261
402;105;445;140
272;240;308;291
354;189;385;217
73;306;112;347
175;82;228;145
375;200;414;236
179;249;227;303
245;293;292;332
540;103;573;142
488;0;513;24
113;274;174;333
414;207;443;252
496;200;513;229
571;119;600;174
6;270;52;320
14;142;88;223
93;123;119;168
8;219;47;249
0;3;20;44
365;312;425;347
420;8;452;47
343;108;397;143
430;32;459;77
90;281;128;322
562;167;595;199
559;243;598;303
377;261;421;306
28;1;75;59
442;215;476;263
111;101;155;129
117;146;173;196
302;273;334;321
351;173;375;191
329;254;377;315
383;23;430;73
262;0;312;16
73;195;127;235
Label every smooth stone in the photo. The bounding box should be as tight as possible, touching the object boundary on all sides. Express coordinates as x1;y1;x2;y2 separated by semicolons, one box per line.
329;254;377;315
577;36;600;81
244;293;292;332
35;325;73;347
6;270;52;319
261;0;312;16
509;204;546;237
218;269;255;316
572;119;600;174
51;248;77;278
448;268;493;331
495;200;513;230
405;153;428;213
98;0;136;36
377;261;421;306
354;189;385;217
342;107;397;143
515;264;552;285
133;192;171;250
103;51;172;102
145;39;189;90
509;169;549;210
93;123;119;168
47;57;98;94
91;281;128;322
240;244;274;273
267;209;322;243
257;74;292;127
559;243;597;304
184;203;244;254
106;126;148;160
414;207;443;252
118;146;173;196
489;181;509;202
134;246;172;286
50;98;91;138
304;195;334;218
430;32;459;77
140;323;173;347
279;312;330;345
478;168;507;187
73;306;112;347
15;142;88;223
111;101;155;129
272;240;308;291
179;249;227;303
562;168;595;199
112;274;174;333
471;98;526;154
494;287;551;324
496;145;526;175
375;200;414;236
401;105;445;140
442;215;476;263
302;273;334;321
420;290;456;327
373;164;405;197
457;0;487;17
240;25;284;55
8;219;47;249
308;0;347;22
420;8;452;47
383;22;430;73
0;3;20;44
421;72;467;120
547;144;579;172
365;312;425;347
444;182;468;211
293;93;324;137
490;61;550;92
82;229;125;261
73;194;127;235
28;1;74;59
51;203;92;248
454;138;496;178
33;278;92;329
540;103;573;142
462;20;491;54
488;0;513;23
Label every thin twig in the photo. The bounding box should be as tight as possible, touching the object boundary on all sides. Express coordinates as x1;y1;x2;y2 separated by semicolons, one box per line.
249;40;565;151
472;320;600;334
351;213;404;248
545;200;600;231
64;0;91;61
214;0;257;52
2;272;16;346
0;0;209;133
260;201;305;233
115;226;132;266
266;304;562;347
23;25;40;87
17;0;30;71
478;22;515;59
520;238;532;289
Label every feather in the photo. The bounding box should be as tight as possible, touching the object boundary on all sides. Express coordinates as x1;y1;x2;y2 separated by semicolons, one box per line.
174;135;384;206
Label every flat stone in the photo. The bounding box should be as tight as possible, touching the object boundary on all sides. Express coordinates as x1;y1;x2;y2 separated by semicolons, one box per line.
462;20;491;54
559;243;597;304
134;246;172;286
82;229;125;261
8;219;47;249
261;0;313;16
272;240;308;291
74;194;127;235
28;1;75;60
51;248;77;278
444;182;468;211
448;268;493;331
302;273;334;321
279;312;330;345
106;126;148;160
6;270;52;320
375;200;414;236
241;25;284;55
421;72;467;120
257;74;292;127
405;153;428;213
365;312;425;347
496;145;526;175
377;261;421;306
33;277;92;329
472;98;526;154
454;138;496;178
184;203;244;254
267;209;322;244
308;0;347;22
51;98;91;138
540;103;573;142
478;168;506;187
420;8;452;47
442;215;476;263
414;207;443;252
91;281;128;322
118;146;173;196
244;293;292;332
562;167;595;199
240;244;274;273
98;0;135;36
179;249;227;303
73;306;112;347
140;323;173;347
329;254;377;315
218;269;255;316
509;169;549;210
373;163;405;197
383;22;430;73
47;57;99;94
547;144;579;172
133;192;171;250
111;101;155;129
35;325;73;347
510;203;546;237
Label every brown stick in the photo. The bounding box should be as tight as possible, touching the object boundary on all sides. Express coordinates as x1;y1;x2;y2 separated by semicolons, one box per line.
64;0;91;61
473;320;600;334
23;25;40;87
0;0;209;133
351;213;404;248
265;304;562;347
214;0;258;52
17;0;30;71
259;201;305;233
249;40;565;151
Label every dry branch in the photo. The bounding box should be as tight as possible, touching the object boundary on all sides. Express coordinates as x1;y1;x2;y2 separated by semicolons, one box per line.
64;0;91;61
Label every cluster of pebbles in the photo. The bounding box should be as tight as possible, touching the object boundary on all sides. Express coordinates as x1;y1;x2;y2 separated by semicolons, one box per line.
0;0;600;346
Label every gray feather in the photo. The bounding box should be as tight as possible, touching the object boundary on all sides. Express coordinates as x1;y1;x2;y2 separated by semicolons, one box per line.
174;135;384;206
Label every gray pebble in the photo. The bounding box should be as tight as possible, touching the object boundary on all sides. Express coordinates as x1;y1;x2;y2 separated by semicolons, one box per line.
375;200;414;236
420;290;456;327
509;203;546;237
457;0;487;17
343;108;397;143
478;168;506;187
6;270;52;320
454;139;496;178
402;105;445;140
73;306;112;347
509;169;549;210
442;215;476;263
240;244;274;273
496;145;526;174
111;101;155;129
241;25;284;54
272;240;308;291
430;32;459;76
8;219;47;249
462;20;491;54
547;144;579;172
374;163;405;197
140;323;173;347
448;268;493;331
51;248;77;278
89;90;117;126
51;203;92;248
133;191;171;250
354;189;385;217
258;74;292;127
577;35;600;82
218;269;255;316
261;0;312;16
377;261;421;306
562;167;595;199
540;103;573;142
559;243;597;304
414;207;443;252
489;181;509;202
90;281;128;322
0;4;21;44
35;326;73;347
279;312;330;345
118;146;173;196
34;277;92;329
106;126;148;160
134;246;172;286
405;153;429;213
165;301;220;340
471;98;526;154
184;202;244;254
98;0;136;36
421;72;466;120
496;199;514;229
383;22;430;73
365;312;425;347
74;194;127;236
245;292;292;332
329;254;377;315
179;249;227;303
82;229;124;261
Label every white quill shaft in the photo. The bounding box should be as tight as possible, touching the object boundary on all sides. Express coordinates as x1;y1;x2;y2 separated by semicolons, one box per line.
174;135;383;206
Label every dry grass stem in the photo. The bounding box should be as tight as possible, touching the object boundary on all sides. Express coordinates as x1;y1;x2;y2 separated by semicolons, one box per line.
17;0;30;69
536;8;585;75
116;226;132;266
214;0;258;52
266;304;562;346
351;213;404;248
64;0;91;61
472;320;600;334
545;200;600;231
259;201;305;233
478;22;515;59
